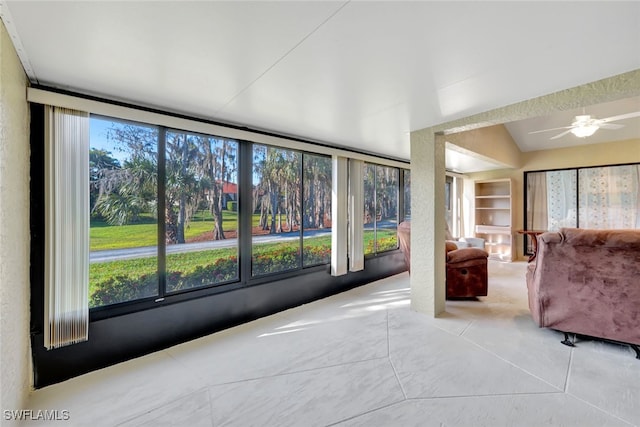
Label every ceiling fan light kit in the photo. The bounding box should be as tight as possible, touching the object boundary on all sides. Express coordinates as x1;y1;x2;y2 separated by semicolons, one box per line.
571;124;599;138
529;111;640;140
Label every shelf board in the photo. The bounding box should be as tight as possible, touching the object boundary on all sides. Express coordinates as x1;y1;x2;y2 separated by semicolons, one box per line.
476;225;512;234
475;195;510;199
475;207;510;210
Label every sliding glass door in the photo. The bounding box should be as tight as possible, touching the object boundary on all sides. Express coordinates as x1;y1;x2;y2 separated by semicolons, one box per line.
524;163;640;253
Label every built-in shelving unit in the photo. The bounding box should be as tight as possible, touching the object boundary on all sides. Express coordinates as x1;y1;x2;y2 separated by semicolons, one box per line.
474;179;513;261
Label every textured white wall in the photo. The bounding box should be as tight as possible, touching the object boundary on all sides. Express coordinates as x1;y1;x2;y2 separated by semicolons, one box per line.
409;129;446;315
0;19;31;411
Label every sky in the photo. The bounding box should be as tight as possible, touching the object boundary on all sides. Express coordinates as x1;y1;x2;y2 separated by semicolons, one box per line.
90;115;130;165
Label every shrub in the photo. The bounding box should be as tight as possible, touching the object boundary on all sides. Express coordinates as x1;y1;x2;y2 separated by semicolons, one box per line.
90;257;238;307
303;245;330;266
90;240;334;307
90;273;158;308
167;257;238;292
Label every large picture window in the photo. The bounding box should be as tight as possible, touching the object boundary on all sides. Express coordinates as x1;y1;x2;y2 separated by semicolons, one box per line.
403;169;411;221
79;112;402;312
251;146;332;276
164;130;239;293
302;154;332;267
89;117;241;308
364;163;399;255
89;117;159;308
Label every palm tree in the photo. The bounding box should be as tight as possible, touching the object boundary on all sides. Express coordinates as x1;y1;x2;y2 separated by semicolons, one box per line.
198;136;237;240
165;132;199;244
94;156;157;226
89;148;120;213
93;124;158;226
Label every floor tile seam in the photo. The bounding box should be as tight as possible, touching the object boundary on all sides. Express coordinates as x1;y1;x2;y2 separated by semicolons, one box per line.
386;308;390;359
205;387;216;427
457;318;475;337
563;344;574;393
403;390;566;401
384;307;409;400
324;398;407;427
161;348;213;389
203;355;391;388
113;385;211;427
386;350;409;401
457;333;566;392
564;389;637;427
384;307;410;401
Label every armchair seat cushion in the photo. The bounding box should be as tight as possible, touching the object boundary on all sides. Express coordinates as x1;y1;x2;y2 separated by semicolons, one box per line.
446;248;488;298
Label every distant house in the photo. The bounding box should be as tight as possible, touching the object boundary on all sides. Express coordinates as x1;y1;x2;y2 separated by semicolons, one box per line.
205;181;238;210
222;182;238;201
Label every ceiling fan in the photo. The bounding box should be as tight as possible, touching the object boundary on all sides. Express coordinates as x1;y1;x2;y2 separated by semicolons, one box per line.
528;111;640;140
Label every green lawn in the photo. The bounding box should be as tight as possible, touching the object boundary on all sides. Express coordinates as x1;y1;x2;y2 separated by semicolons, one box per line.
90;221;158;250
91;213;398;254
90;210;297;251
90;210;239;251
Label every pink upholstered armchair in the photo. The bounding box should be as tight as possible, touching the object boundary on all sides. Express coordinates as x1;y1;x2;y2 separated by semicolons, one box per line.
526;228;640;358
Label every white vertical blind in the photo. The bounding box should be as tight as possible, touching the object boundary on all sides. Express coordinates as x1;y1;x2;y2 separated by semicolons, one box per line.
348;159;364;272
44;106;90;350
331;156;348;276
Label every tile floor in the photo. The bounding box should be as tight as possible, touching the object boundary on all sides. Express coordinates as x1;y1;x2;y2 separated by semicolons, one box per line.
22;261;640;427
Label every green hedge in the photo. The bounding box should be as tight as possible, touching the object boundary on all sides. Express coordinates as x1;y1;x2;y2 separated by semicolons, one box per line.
90;244;331;308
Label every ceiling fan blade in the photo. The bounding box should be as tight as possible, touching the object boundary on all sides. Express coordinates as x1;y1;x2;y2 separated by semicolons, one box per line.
528;125;572;135
598;123;624;130
550;129;574;140
599;111;640;123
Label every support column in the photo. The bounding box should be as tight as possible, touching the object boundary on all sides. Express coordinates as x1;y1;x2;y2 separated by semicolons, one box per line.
409;129;446;316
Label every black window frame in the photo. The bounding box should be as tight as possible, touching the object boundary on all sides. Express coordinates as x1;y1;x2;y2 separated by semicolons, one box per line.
523;161;640;256
87;116;338;319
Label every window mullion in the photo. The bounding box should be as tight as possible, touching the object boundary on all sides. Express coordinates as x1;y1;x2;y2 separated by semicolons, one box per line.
298;153;304;270
239;141;253;284
157;126;167;299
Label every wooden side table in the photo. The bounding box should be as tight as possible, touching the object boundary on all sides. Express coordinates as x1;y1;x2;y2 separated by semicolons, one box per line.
517;230;546;262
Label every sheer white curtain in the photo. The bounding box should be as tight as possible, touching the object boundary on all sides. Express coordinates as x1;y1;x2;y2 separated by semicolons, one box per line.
44;106;90;349
579;165;640;229
546;170;577;230
527;170;578;252
348;159;364;272
526;172;548;231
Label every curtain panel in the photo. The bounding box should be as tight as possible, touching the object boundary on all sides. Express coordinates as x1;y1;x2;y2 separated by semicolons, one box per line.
44;106;90;349
525;164;640;242
578;164;640;229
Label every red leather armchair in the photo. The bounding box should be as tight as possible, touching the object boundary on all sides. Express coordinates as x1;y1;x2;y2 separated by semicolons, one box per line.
398;221;489;299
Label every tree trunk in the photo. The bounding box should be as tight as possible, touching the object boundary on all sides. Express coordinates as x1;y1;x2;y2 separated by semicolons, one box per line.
211;141;226;240
270;191;278;234
177;195;186;244
317;183;324;228
166;204;178;244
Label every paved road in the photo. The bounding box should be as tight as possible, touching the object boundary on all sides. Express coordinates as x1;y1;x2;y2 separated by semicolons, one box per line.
90;229;332;263
90;221;398;263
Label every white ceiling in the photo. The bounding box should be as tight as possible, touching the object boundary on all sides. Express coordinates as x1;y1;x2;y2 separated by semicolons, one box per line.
2;1;640;167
